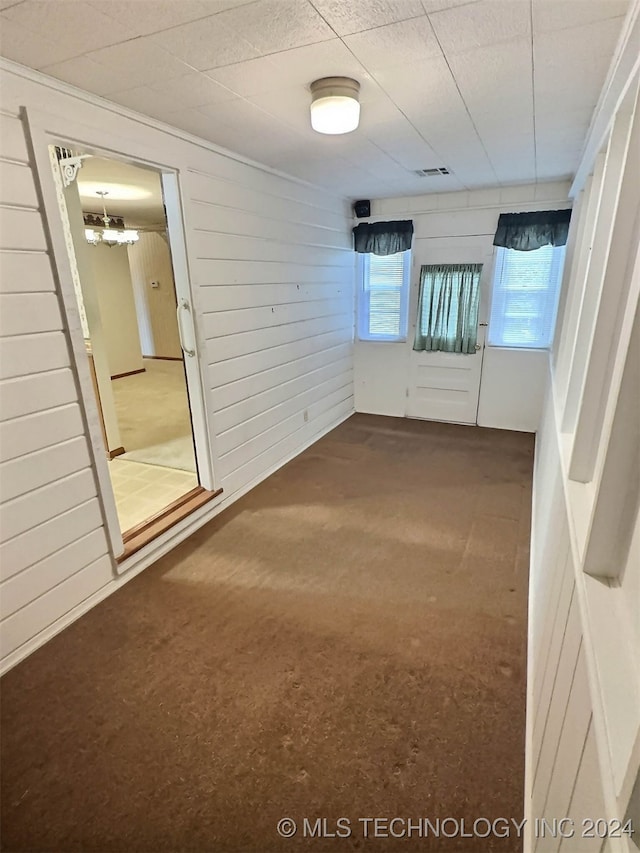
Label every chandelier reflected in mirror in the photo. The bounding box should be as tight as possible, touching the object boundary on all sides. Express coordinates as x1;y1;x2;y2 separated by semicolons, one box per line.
84;191;139;246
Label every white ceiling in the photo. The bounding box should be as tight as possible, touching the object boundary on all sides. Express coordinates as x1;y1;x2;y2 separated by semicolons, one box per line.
0;0;630;199
77;157;166;226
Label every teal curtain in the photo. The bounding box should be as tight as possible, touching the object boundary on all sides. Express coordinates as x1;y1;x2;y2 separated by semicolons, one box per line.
413;264;482;354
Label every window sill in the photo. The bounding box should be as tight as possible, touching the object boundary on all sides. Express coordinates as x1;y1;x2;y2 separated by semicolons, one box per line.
357;337;408;344
485;344;551;352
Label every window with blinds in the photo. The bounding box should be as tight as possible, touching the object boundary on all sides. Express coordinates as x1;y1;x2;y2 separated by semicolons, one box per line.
357;250;411;342
488;244;565;348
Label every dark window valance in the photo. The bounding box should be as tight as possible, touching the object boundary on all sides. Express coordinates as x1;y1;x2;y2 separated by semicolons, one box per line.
493;209;571;251
353;220;414;255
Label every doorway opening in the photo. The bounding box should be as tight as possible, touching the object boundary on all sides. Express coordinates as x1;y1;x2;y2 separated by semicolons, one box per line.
50;147;203;538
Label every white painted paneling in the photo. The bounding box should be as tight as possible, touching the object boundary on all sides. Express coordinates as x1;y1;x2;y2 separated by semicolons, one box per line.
200;280;350;312
202;295;351;339
207;312;351;364
214;355;352;435
0;554;113;655
0;331;70;379
0;368;77;421
1;469;98;562
561;100;636;434
0;529;107;620
1;498;103;583
218;376;351;468
0;403;84;461
210;327;351;389
536;652;592;853
354;341;407;417
533;595;581;791
212;341;351;410
527;388;620;853
196;257;350;286
478;348;549;432
532;529;569;688
0;249;55;293
0;159;38;207
354;184;571;430
194;234;351;267
527;46;639;853
0;205;47;251
532;548;575;741
220;393;353;498
0;104;114;667
0;113;31;162
191;206;349;249
0;65;354;672
0;437;91;504
554;156;606;405
0;292;62;336
185;169;346;230
558;723;607;853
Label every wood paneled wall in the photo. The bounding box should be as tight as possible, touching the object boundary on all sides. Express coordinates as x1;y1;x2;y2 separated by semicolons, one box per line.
528;401;608;853
0;108;114;662
525;18;639;850
0;64;354;673
352;181;571;432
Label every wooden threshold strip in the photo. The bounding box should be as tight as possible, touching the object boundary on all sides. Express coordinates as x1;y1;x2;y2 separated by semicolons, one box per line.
143;355;183;362
117;485;223;563
111;368;146;380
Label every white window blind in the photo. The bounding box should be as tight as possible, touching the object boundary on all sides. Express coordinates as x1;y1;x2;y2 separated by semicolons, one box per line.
357;250;410;342
488;244;565;349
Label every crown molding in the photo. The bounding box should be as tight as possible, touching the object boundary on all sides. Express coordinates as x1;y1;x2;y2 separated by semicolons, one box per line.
0;56;346;203
570;0;640;197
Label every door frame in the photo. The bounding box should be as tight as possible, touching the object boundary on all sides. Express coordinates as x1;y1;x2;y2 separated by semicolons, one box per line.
405;242;493;425
23;107;217;560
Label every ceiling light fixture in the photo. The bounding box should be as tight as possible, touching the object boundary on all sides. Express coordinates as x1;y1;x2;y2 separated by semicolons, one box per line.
310;77;360;135
84;190;139;247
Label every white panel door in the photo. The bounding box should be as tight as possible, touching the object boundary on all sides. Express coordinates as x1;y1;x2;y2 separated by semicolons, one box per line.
405;242;493;425
406;344;485;423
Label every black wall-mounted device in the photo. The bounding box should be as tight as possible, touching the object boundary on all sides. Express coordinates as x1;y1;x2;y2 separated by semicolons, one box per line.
353;199;371;218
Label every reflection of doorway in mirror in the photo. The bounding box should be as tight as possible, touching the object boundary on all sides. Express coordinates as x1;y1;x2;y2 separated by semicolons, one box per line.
51;146;202;538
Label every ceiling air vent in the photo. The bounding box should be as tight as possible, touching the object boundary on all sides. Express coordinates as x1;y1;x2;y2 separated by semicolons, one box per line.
415;167;450;176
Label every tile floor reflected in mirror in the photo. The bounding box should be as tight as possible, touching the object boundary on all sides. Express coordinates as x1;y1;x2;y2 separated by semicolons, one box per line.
109;458;198;532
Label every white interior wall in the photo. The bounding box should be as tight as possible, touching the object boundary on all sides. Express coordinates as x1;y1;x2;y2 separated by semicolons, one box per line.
62;176;122;453
525;5;639;847
128;232;182;359
476;347;549;432
88;241;144;378
0;61;354;673
622;505;640;654
353;182;571;432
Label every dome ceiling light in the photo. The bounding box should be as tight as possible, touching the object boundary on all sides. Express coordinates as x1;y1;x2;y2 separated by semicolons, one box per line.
310;77;361;135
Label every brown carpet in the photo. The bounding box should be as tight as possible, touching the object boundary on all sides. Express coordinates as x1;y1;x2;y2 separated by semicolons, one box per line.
1;414;533;853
